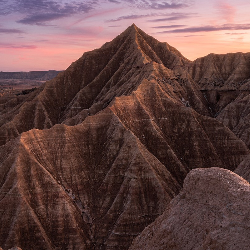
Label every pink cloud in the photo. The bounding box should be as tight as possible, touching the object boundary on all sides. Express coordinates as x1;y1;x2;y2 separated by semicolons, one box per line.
216;2;236;23
0;43;37;49
68;8;122;27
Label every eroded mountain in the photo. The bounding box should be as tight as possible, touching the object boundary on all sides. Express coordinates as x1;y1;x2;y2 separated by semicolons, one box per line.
0;24;250;250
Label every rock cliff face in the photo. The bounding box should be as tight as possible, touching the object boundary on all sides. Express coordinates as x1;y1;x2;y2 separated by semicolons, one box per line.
129;168;250;250
0;24;250;250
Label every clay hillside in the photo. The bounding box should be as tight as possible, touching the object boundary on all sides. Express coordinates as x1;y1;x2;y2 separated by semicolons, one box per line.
0;24;250;250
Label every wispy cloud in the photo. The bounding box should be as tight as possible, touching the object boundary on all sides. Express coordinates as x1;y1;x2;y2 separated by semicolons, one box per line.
152;25;186;28
148;2;188;9
216;2;236;23
225;32;247;35
158;24;250;33
18;1;94;25
2;0;191;25
102;0;190;10
119;0;190;9
0;0;96;25
0;43;37;49
108;0;121;3
0;27;24;33
69;8;122;26
108;25;121;27
17;13;69;25
181;34;205;37
107;14;152;22
148;12;196;22
14;0;94;14
107;12;195;22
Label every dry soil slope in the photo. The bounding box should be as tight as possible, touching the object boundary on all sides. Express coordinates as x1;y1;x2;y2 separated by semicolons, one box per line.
130;168;250;250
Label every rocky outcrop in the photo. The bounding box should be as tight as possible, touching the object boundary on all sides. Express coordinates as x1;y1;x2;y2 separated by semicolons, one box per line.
0;110;181;249
130;168;250;250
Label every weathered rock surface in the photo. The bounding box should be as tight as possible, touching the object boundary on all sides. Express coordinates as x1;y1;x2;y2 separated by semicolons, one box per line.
130;168;250;250
188;52;250;89
187;53;250;115
0;24;250;250
217;93;250;147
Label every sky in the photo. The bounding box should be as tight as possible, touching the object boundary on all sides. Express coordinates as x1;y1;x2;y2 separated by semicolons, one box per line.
1;0;250;71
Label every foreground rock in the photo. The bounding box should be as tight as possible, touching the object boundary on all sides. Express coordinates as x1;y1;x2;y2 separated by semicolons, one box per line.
130;168;250;250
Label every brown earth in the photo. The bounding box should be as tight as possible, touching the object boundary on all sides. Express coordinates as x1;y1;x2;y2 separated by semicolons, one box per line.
0;24;250;250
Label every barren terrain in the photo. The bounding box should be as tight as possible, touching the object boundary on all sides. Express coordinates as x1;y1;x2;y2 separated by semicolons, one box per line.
0;24;250;250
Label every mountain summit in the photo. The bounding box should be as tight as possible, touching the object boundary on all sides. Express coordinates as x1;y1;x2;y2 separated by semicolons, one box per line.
0;25;250;250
